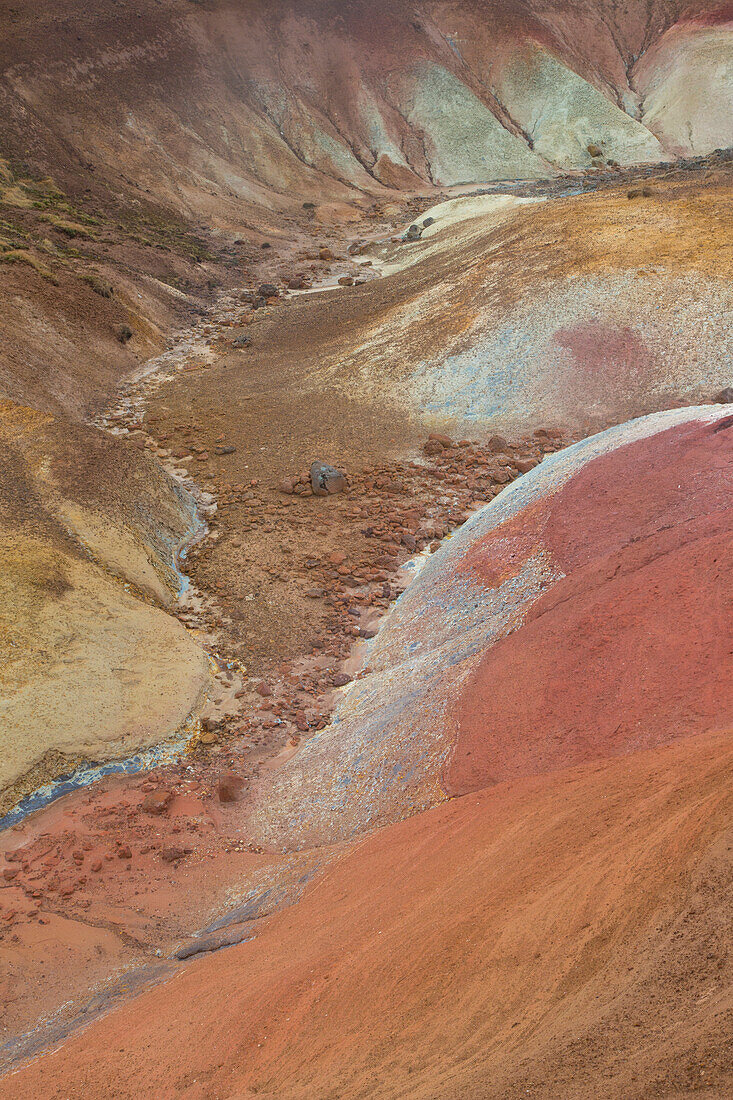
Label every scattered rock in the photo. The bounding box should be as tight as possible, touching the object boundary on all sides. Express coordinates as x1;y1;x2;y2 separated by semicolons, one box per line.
332;672;353;687
338;276;354;286
160;846;191;864
715;387;733;403
214;445;236;455
217;774;245;804
422;216;435;228
141;789;172;815
488;435;509;452
258;283;279;299
404;224;422;241
232;333;251;348
310;460;347;496
515;458;538;474
114;324;133;344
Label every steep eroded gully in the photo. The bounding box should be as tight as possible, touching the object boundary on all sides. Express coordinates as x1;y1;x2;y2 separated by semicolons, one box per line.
0;195;572;1063
3;157;728;1067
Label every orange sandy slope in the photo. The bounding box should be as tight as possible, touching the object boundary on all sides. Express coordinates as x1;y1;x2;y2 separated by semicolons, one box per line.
5;727;731;1100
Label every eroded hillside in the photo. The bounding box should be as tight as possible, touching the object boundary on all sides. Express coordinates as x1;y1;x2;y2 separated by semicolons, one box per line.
0;2;732;1097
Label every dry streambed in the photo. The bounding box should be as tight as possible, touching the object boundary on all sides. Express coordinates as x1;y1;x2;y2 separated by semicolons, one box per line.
0;193;572;1054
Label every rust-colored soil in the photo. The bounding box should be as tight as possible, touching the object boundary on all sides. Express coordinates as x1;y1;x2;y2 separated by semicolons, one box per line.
6;730;731;1100
1;1;733;1092
448;416;733;792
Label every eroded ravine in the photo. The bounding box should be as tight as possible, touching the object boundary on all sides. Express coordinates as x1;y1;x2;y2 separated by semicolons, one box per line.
2;162;732;1088
0;191;573;1058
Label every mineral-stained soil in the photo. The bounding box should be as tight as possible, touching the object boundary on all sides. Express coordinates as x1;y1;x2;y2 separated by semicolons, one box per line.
6;730;732;1099
1;0;733;1095
0;400;209;811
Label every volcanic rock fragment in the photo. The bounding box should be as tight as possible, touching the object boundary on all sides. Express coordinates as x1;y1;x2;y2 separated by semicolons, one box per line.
141;789;172;815
310;460;347;496
160;846;191;864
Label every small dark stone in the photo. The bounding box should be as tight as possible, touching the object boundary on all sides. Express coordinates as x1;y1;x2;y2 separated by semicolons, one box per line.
422;216;435;227
232;333;251;348
214;445;236;456
404;224;422;241
258;283;279;299
160;846;191;863
715;387;733;404
115;324;133;344
310;460;347;496
332;672;352;687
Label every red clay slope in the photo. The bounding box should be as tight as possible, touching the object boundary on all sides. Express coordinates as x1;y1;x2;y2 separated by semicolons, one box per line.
4;411;733;1099
4;730;730;1099
448;413;733;792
